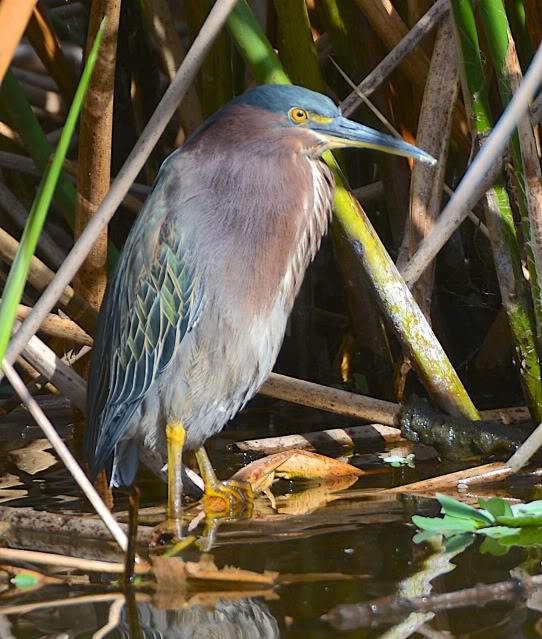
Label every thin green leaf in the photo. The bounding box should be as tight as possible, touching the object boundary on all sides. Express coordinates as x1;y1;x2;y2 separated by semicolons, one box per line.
0;19;106;365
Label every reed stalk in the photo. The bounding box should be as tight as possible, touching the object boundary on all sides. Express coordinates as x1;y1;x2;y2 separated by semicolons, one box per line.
449;0;542;420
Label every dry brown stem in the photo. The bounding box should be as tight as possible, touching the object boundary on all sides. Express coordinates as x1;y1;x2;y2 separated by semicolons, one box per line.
26;4;78;103
398;15;458;317
15;304;93;345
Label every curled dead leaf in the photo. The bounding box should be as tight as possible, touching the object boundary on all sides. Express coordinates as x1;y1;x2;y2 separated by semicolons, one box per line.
231;449;362;494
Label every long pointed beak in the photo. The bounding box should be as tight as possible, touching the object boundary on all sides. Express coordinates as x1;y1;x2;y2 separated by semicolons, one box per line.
314;116;436;166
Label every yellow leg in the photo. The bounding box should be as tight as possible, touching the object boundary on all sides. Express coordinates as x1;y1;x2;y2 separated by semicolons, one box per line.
194;447;254;518
166;422;186;523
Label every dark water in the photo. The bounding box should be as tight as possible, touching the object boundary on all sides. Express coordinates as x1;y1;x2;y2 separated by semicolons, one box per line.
1;398;541;638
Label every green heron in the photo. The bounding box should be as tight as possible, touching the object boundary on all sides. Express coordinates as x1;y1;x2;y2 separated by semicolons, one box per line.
85;84;434;525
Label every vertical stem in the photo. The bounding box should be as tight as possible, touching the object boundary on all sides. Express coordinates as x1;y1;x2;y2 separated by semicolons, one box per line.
478;0;542;346
74;0;121;501
451;0;542;420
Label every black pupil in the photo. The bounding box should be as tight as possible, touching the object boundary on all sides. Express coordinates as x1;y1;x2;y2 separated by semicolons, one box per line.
296;110;304;118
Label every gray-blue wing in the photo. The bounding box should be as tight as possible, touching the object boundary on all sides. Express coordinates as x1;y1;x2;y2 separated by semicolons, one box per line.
85;160;204;478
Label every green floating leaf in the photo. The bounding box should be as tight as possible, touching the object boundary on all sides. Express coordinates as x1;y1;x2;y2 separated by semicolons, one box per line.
437;493;494;526
412;515;480;534
11;573;39;589
380;453;415;468
496;514;542;527
476;526;521;539
482;527;542;553
478;496;513;519
512;500;542;513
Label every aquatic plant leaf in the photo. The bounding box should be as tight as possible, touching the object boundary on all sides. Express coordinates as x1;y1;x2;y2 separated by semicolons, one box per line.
480;537;511;556
437;493;494;526
510;500;542;514
495;501;542;527
412;515;480;533
380;453;415;468
476;526;521;538
412;530;442;544
496;514;542;527
444;533;475;553
481;527;542;553
478;496;513;519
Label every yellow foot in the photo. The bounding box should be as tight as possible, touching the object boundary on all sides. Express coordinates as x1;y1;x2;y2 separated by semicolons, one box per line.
202;479;254;519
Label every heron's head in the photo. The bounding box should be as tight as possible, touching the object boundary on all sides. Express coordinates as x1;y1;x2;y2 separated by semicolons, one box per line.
219;84;435;165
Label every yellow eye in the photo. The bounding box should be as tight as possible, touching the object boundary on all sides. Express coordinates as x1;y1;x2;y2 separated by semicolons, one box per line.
289;107;308;123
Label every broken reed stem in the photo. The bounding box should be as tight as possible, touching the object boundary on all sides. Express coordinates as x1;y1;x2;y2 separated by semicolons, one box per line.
14;322;87;409
4;0;241;371
1;361;128;551
505;421;542;472
260;373;399;425
16;304;93;345
385;462;512;493
401;41;542;287
234;423;404;455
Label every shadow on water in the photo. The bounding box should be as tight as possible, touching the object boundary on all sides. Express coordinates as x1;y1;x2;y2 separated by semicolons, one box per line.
1;398;542;637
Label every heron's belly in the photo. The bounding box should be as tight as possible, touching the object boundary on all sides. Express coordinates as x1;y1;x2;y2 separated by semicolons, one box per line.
132;305;289;455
